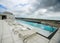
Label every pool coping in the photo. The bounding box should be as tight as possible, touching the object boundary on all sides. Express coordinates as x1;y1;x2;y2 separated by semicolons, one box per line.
36;28;58;40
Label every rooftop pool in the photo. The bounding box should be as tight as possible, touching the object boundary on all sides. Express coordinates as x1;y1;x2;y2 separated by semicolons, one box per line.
16;19;58;39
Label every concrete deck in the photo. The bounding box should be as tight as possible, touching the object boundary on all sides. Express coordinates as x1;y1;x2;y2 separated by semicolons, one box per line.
0;20;23;43
0;20;60;43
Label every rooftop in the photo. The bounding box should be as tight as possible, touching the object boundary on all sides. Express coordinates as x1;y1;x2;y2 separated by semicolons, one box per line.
0;20;60;43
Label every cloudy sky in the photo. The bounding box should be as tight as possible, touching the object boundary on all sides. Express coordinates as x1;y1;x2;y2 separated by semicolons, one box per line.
0;0;60;20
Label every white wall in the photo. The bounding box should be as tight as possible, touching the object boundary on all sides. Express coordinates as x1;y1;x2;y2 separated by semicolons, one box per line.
6;14;15;20
0;13;15;20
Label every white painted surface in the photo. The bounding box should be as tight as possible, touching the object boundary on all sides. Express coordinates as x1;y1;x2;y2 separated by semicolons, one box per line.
0;20;60;43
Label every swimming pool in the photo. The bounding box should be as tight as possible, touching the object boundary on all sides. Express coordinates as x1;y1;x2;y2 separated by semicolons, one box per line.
16;19;57;38
16;20;56;32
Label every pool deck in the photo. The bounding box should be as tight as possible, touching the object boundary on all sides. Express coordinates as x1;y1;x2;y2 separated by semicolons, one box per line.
0;20;60;43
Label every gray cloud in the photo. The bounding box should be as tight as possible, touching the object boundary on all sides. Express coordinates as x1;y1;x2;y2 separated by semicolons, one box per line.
0;0;60;20
31;0;60;12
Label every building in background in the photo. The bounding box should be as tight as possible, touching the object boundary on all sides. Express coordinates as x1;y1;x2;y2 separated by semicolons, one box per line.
0;12;15;20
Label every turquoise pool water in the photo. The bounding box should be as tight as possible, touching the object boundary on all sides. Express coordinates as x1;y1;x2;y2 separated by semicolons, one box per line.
16;20;57;32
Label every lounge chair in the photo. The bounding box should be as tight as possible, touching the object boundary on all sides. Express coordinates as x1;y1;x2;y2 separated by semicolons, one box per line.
18;29;37;43
12;26;30;34
12;27;37;43
5;19;20;26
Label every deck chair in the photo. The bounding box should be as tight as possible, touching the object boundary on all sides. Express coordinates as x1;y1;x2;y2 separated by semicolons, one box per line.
5;19;20;26
12;25;31;34
12;27;37;43
18;29;37;43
